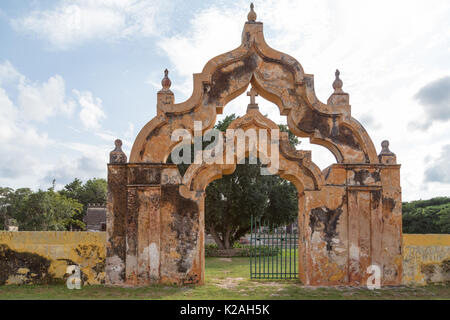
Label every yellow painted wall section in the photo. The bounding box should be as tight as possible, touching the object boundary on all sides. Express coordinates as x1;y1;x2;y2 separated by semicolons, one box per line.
0;232;106;285
1;232;449;286
403;234;450;285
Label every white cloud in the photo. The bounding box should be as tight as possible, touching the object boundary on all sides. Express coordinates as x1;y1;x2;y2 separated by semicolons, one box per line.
43;154;107;186
0;86;53;183
18;74;76;122
158;6;244;83
74;89;106;129
0;61;110;190
0;88;18;142
0;61;76;123
41;141;111;186
412;76;450;129
0;86;52;147
424;144;450;183
11;0;169;49
124;122;134;141
0;60;24;86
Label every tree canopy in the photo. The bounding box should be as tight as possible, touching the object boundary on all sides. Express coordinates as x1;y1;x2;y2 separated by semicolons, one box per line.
204;114;299;249
0;178;107;231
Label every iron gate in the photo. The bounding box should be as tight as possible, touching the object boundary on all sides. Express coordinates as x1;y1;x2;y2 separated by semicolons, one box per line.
250;216;298;279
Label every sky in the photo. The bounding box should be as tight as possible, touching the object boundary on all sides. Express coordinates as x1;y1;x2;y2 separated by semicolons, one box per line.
0;0;449;201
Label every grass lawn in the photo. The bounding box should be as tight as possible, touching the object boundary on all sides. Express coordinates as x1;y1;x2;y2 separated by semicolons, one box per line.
0;257;449;300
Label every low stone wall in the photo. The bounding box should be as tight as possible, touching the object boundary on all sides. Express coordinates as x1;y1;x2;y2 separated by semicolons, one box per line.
0;232;449;286
403;234;450;285
0;231;106;285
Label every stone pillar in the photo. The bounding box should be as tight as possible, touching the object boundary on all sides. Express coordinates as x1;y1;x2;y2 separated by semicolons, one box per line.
378;141;402;285
346;164;386;286
105;137;204;286
125;164;162;285
159;166;202;285
126;185;161;285
343;141;402;286
297;192;308;285
347;185;378;285
303;185;348;286
106;140;127;285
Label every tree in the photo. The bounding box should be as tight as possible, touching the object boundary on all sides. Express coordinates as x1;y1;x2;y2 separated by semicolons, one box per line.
0;179;106;231
50;192;84;231
2;188;83;231
81;178;107;206
59;178;83;200
6;188;33;230
204;114;299;249
59;178;107;230
402;197;450;234
0;187;14;230
59;178;107;207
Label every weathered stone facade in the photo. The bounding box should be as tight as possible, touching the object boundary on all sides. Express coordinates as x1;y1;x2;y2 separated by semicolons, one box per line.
106;6;403;286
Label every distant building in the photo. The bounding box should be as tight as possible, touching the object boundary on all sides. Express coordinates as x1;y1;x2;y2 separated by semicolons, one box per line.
84;204;106;232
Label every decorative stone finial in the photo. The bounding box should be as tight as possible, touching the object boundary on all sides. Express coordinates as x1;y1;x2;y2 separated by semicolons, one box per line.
380;140;393;155
378;140;397;164
247;3;257;22
161;69;171;91
157;68;175;113
246;86;259;111
110;139;127;164
332;69;343;93
327;69;349;105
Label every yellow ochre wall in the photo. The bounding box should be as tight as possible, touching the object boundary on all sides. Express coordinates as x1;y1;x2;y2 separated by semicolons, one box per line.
0;232;106;285
0;232;448;286
403;234;450;285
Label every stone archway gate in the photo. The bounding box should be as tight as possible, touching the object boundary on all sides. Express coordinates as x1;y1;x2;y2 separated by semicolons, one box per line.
105;5;402;287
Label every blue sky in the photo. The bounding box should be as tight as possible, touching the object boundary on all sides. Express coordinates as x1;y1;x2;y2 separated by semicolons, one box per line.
0;0;450;201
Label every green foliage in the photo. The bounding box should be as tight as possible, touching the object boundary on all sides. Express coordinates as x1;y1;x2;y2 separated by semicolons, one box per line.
215;114;237;132
59;178;107;230
402;197;450;234
278;123;300;147
205;114;299;249
1;188;83;231
204;243;279;257
59;178;107;208
0;188;32;230
0;178;106;231
0;187;14;229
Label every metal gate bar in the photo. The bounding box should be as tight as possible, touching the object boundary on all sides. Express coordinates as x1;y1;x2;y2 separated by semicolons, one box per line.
250;216;298;279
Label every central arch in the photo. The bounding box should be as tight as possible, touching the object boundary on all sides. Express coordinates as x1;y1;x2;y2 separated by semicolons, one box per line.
178;104;323;284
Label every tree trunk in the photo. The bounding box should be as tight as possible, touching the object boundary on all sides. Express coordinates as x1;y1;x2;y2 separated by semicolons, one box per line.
209;225;226;249
224;225;232;249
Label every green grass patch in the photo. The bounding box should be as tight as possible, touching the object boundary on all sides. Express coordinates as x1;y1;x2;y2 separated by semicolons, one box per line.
0;257;449;300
